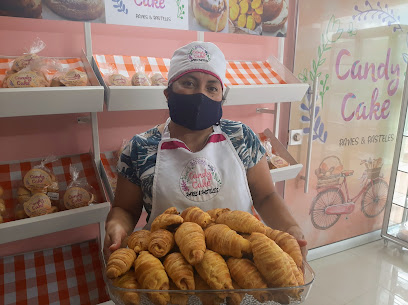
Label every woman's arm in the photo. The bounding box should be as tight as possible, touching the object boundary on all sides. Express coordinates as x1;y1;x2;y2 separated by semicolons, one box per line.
247;156;308;259
104;174;144;257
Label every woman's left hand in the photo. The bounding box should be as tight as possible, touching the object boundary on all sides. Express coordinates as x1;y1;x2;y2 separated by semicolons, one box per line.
286;225;308;261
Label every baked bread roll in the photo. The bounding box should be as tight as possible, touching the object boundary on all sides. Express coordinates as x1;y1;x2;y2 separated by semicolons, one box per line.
63;187;94;209
128;230;151;253
6;70;49;88
24;168;53;193
192;0;228;32
163;252;195;290
23;193;52;217
205;224;251;258
174;222;206;265
151;211;184;232
206;208;230;222
0;199;6;215
106;248;137;279
216;210;266;234
107;74;131;86
150;73;168;86
43;0;104;21
181;206;212;228
112;271;140;305
17;186;31;204
148;229;175;258
249;232;297;288
133;251;170;305
131;72;151;86
58;69;88;86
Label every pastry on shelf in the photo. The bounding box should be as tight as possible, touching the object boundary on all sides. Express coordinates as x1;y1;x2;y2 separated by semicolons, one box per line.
131;72;151;86
107;74;131;86
192;0;228;32
5;70;49;88
63;186;94;209
150;73;168;86
51;69;89;87
43;0;104;21
23;193;52;217
0;0;42;19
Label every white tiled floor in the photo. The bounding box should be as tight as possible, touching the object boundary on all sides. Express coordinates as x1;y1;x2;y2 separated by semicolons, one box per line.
303;240;408;305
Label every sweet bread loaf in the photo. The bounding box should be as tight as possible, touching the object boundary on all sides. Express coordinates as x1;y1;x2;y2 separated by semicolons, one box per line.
24;169;53;193
59;69;88;86
108;74;131;86
43;0;104;21
11;53;40;72
63;187;93;209
131;72;151;86
23;193;52;217
6;70;49;88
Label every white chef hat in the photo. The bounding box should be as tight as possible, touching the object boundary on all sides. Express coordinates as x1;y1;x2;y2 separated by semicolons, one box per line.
167;41;227;87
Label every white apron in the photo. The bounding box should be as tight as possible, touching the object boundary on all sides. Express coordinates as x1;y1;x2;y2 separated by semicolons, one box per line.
145;118;253;229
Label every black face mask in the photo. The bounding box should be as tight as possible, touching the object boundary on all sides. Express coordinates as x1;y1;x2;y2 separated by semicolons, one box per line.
167;90;223;130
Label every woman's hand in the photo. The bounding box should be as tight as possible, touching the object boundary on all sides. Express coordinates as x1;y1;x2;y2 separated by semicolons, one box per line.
103;222;129;258
286;225;308;261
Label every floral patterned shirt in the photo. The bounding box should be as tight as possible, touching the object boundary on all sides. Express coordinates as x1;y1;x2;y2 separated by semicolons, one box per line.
117;119;266;220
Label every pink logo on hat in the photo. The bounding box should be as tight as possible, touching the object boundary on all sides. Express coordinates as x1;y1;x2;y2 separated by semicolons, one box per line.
188;45;211;62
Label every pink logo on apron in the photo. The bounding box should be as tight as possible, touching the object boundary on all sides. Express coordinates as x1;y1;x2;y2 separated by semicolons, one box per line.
180;157;222;202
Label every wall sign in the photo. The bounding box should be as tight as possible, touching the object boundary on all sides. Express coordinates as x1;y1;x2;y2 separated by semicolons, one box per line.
0;0;289;37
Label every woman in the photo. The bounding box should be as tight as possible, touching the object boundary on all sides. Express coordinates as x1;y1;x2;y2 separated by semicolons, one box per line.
104;41;307;259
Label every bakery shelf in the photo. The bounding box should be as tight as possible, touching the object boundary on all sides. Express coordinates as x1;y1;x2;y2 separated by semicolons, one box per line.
0;202;110;245
92;54;308;111
263;128;303;183
0;55;104;118
0;153;111;244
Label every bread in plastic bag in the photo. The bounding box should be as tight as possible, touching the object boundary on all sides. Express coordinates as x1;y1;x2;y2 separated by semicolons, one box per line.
63;164;96;209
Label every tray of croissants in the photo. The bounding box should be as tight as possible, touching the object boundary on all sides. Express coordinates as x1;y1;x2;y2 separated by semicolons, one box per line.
103;207;314;305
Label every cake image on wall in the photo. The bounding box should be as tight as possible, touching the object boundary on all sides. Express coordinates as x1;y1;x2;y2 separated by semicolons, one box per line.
43;0;105;21
190;0;229;32
261;0;288;36
0;0;42;19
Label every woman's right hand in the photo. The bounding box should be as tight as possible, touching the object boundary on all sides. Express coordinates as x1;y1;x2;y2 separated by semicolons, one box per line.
103;222;128;258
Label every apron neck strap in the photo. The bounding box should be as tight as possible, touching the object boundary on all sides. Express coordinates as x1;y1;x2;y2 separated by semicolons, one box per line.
162;118;222;140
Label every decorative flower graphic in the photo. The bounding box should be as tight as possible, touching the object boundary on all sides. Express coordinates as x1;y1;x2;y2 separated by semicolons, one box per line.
353;1;402;32
181;180;189;192
111;0;128;14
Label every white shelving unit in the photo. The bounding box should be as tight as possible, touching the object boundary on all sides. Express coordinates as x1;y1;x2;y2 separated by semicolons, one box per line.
92;54;308;111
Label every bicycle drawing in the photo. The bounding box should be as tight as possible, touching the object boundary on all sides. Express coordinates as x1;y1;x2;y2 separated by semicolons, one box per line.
310;156;389;230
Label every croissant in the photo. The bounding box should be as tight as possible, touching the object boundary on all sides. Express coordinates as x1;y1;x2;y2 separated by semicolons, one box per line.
106;248;137;279
112;270;140;305
216;210;266;234
133;251;170;305
163;207;179;214
163;252;195;290
206;208;230;221
284;252;304;286
205;224;251;258
127;230;151;253
175;222;206;265
169;280;189;305
265;227;303;269
228;280;244;305
194;250;233;292
148;229;175;258
250;232;297;288
151;213;184;232
181;206;212;228
194;273;224;305
227;257;269;303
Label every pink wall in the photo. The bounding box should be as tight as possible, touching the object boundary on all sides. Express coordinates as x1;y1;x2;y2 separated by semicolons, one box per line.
0;2;297;254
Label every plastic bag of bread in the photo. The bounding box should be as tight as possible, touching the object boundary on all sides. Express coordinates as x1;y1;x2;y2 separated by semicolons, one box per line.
50;67;89;87
63;165;96;210
103;65;131;86
131;62;151;86
11;38;46;73
258;132;289;169
5;69;49;88
23;156;58;195
149;72;168;86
